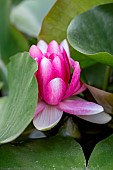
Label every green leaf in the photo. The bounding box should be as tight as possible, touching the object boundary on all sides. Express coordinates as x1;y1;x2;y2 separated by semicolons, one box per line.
0;52;38;144
83;63;106;88
39;0;113;42
39;0;113;67
4;26;29;59
0;0;11;57
11;0;56;37
0;56;8;93
0;0;29;63
88;134;113;170
0;136;85;169
0;82;3;90
12;0;23;5
67;3;113;66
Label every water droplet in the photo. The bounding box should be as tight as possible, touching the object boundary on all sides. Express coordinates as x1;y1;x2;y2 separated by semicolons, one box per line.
52;165;56;169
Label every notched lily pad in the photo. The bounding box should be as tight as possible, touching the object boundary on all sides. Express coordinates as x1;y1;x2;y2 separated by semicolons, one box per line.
88;134;113;170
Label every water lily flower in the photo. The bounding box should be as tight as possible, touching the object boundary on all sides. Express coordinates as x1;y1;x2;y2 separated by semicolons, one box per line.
29;39;110;131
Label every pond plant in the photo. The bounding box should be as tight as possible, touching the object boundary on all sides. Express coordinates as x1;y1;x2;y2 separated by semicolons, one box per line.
1;0;113;169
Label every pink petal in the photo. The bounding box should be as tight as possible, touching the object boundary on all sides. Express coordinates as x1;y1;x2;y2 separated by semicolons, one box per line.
33;104;63;131
34;100;46;118
37;57;54;97
52;55;68;82
48;53;56;61
62;49;70;82
63;61;81;99
57;99;104;115
78;112;111;124
47;40;60;54
69;58;77;69
37;40;48;53
73;83;87;95
29;45;42;62
44;78;67;105
60;39;70;58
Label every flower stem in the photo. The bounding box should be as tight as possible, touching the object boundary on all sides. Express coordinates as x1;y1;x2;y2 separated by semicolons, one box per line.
102;66;111;91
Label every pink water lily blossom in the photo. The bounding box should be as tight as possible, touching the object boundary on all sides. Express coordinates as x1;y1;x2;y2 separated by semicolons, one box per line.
29;39;107;131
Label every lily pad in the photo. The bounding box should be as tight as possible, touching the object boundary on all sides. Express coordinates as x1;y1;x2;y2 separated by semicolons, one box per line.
0;52;38;143
0;136;85;169
39;0;113;67
67;3;113;66
39;0;113;42
88;134;113;170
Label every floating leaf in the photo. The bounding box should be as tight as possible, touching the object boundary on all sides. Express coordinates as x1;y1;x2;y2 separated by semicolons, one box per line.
39;0;113;67
0;136;85;169
0;52;38;143
39;0;113;42
83;63;106;88
67;3;113;66
88;134;113;169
